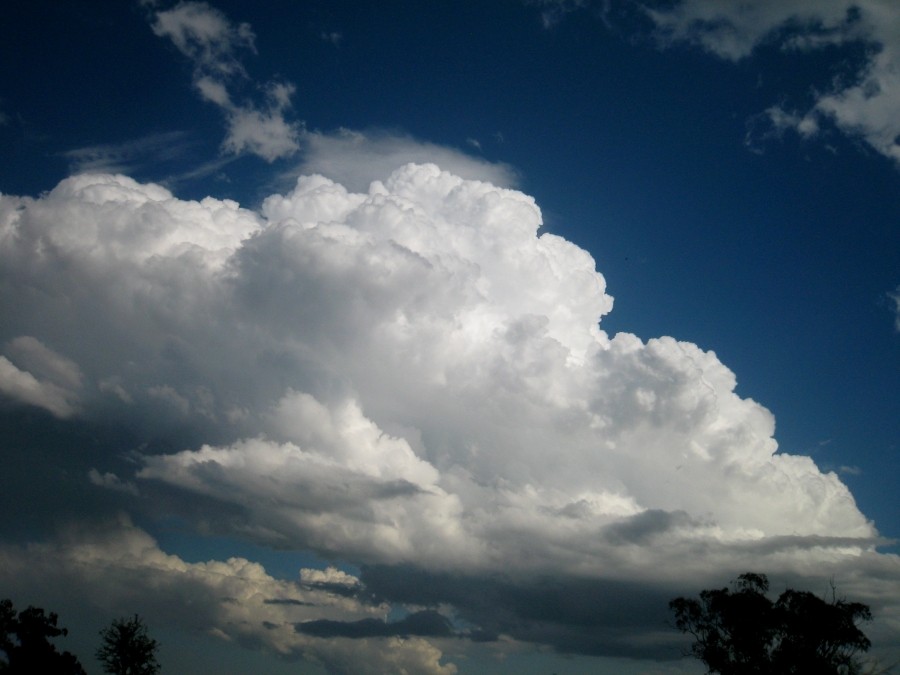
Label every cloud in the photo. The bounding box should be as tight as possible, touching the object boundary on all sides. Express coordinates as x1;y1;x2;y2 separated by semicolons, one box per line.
890;285;900;331
151;0;255;76
645;0;900;164
321;31;342;47
0;337;83;417
297;609;454;639
0;516;457;675
219;85;300;161
528;0;592;29
149;5;507;178
63;131;193;175
88;469;140;496
150;2;300;161
0;166;897;667
291;128;519;193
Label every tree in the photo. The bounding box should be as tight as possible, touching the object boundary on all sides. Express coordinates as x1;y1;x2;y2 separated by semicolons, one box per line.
96;614;161;675
670;573;872;675
0;598;87;674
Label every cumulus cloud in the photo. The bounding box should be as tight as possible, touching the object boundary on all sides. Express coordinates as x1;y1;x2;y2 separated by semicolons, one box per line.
151;2;300;161
0;165;896;667
645;0;900;164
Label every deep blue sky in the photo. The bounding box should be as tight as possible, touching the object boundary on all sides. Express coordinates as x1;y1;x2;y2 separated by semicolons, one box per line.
1;1;898;673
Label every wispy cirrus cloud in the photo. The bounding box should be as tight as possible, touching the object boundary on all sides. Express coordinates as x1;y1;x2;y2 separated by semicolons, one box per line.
528;0;592;29
150;2;301;161
62;131;192;175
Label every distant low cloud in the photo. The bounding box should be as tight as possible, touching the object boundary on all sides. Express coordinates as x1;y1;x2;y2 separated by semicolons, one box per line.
2;165;896;670
298;609;454;639
645;0;900;165
150;2;300;161
0;517;455;675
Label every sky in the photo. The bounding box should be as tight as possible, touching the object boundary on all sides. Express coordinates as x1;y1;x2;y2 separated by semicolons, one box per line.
1;1;899;673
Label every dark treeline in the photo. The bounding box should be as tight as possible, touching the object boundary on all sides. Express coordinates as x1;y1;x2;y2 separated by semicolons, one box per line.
670;573;887;675
0;599;159;675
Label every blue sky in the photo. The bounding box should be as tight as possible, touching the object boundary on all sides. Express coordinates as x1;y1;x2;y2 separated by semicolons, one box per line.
1;1;899;673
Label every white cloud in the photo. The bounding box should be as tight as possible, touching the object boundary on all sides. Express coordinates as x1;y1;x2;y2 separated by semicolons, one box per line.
222;90;300;162
292;128;519;193
151;1;255;76
151;2;300;161
0;166;896;662
645;0;900;165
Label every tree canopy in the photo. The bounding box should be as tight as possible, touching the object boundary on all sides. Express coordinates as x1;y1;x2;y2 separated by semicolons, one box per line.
96;615;161;675
0;598;86;674
669;573;872;675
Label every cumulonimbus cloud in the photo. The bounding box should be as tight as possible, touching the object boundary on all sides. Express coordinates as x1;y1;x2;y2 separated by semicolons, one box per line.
1;165;896;670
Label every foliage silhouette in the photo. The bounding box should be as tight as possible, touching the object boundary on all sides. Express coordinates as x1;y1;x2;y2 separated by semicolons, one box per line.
0;598;86;674
669;573;872;675
96;615;161;675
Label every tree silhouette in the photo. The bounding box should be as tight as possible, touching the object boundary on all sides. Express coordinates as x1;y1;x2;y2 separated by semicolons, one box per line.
670;573;872;675
96;614;160;675
0;598;86;674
